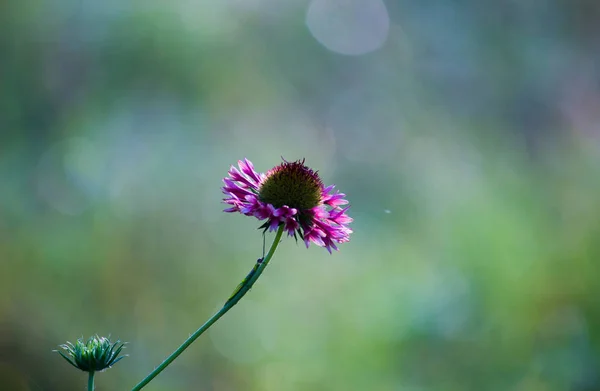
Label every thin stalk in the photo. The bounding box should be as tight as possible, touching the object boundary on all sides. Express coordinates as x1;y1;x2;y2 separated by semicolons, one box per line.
88;371;95;391
131;225;285;391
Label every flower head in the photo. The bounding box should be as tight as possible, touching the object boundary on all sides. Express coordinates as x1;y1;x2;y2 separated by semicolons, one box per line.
222;158;352;253
55;335;127;372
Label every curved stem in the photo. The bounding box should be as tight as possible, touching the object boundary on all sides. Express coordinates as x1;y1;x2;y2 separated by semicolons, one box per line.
131;225;285;391
88;371;95;391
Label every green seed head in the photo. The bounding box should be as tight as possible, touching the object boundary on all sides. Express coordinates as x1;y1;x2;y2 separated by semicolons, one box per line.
258;159;323;210
55;335;127;373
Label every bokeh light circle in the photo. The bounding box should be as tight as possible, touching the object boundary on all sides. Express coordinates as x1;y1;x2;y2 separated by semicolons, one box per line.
306;0;389;55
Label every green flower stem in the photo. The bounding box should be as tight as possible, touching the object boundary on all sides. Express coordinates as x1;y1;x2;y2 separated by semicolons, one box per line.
131;225;285;391
88;371;95;391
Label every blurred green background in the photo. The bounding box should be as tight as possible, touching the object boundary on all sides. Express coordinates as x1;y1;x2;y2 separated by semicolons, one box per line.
2;0;600;390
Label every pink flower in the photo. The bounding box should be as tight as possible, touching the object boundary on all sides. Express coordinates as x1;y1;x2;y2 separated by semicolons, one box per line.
222;158;352;253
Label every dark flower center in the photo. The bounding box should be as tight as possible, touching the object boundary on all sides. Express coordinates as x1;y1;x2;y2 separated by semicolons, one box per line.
258;159;323;210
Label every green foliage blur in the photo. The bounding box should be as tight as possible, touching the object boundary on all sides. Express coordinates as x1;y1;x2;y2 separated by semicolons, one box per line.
2;1;600;390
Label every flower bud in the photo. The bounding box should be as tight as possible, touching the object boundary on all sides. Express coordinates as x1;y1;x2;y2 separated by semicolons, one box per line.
55;335;127;372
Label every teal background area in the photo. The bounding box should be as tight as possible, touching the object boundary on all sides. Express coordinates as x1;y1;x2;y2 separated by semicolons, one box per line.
2;1;600;390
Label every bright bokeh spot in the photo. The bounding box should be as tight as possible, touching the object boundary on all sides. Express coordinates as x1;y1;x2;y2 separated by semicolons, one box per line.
306;0;390;55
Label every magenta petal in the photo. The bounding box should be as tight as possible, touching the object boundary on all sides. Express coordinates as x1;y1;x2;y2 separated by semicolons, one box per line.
269;219;280;231
284;218;299;235
310;235;325;247
254;203;275;220
241;158;262;184
273;205;298;218
323;184;335;194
